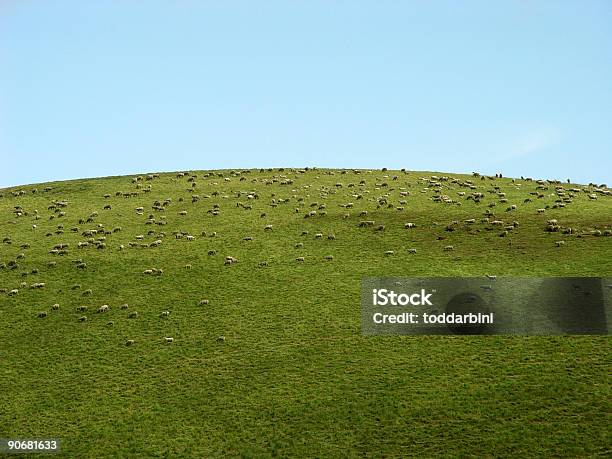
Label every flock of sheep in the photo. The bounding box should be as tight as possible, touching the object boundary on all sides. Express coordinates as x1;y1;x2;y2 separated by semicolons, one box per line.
1;167;610;346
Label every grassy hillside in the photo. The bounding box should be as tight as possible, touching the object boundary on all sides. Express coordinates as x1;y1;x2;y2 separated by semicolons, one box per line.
1;168;610;457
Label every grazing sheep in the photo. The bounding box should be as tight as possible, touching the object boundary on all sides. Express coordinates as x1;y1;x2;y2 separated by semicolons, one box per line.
125;339;135;346
224;256;238;265
443;245;454;251
82;289;93;296
537;208;545;214
216;335;226;342
555;241;565;247
404;222;416;228
97;305;109;313
52;303;60;310
38;311;48;318
264;224;273;231
486;275;497;280
375;225;385;231
199;299;210;305
408;248;417;254
164;337;174;344
160;311;170;317
324;255;334;260
128;312;138;318
107;321;114;326
78;316;87;322
315;233;323;238
120;303;129;309
296;256;305;262
259;261;269;267
384;250;394;256
301;231;309;236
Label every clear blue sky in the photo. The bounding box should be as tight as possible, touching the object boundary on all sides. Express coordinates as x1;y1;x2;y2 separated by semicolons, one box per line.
1;1;611;188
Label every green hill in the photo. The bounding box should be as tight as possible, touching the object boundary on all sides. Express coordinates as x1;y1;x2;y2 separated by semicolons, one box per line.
1;168;610;457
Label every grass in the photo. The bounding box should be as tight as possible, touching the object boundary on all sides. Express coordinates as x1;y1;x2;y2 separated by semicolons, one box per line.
0;168;610;457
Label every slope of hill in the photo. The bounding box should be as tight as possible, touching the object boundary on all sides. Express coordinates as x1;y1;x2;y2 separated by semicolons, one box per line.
1;168;610;457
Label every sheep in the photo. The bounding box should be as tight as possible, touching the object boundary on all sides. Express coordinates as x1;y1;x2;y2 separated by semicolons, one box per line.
107;321;114;326
555;241;565;247
408;248;417;254
216;335;226;342
97;305;109;313
164;337;174;344
443;245;454;251
327;233;336;240
296;256;305;262
76;306;88;312
486;275;497;280
264;224;273;231
315;233;323;238
52;303;60;310
78;316;87;322
404;222;416;228
120;303;129;310
184;264;192;269
82;289;93;296
324;255;334;261
199;299;210;305
125;339;135;346
384;250;394;256
537;208;545;214
160;311;170;317
185;235;195;241
128;312;138;318
38;311;48;318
